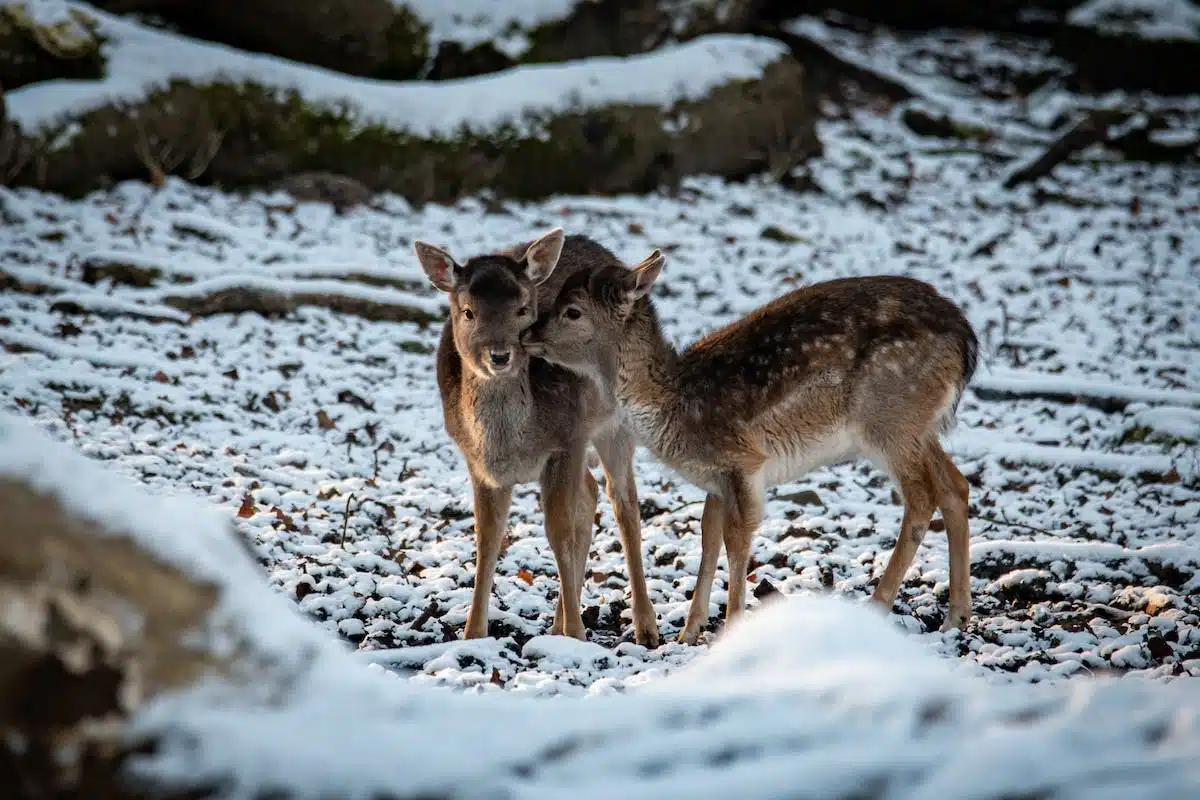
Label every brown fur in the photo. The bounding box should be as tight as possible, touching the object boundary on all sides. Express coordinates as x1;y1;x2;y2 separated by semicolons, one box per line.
525;261;979;643
415;230;659;645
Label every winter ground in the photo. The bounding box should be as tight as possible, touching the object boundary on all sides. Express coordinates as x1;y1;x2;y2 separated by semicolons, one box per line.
3;21;1200;701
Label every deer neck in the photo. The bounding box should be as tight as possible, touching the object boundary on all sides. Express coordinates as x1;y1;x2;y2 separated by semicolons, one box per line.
463;357;534;441
616;299;680;449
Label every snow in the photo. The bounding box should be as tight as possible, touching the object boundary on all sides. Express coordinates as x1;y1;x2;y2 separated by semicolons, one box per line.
4;129;1198;691
404;0;575;53
0;0;79;28
1068;0;1200;41
5;411;1200;797
6;3;786;137
2;10;1200;791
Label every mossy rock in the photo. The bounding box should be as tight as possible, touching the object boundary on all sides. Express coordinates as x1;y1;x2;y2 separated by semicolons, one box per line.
520;0;757;66
6;53;819;204
0;2;105;91
89;0;429;81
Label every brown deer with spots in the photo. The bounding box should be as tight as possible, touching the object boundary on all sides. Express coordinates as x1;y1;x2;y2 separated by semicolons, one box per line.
414;229;660;646
524;256;978;644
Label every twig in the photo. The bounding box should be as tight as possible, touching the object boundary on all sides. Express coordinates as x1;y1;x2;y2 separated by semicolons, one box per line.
339;492;358;550
1002;109;1127;190
973;510;1067;538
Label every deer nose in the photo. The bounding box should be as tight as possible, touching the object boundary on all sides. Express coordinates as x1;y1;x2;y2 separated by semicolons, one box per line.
488;348;512;369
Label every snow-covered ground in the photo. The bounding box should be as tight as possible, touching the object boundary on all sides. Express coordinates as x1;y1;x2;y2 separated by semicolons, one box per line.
4;412;1200;798
2;16;1199;701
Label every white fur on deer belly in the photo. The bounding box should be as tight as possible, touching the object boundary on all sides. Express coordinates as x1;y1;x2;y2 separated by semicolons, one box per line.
761;428;859;487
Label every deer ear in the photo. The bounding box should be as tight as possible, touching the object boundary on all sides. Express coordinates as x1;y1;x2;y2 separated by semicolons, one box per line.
522;228;565;284
414;241;459;292
624;249;664;301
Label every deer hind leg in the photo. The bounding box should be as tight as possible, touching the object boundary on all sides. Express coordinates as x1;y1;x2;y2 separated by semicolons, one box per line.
721;469;766;632
465;478;513;640
870;453;937;615
593;424;660;647
543;448;589;640
928;441;972;631
678;492;725;645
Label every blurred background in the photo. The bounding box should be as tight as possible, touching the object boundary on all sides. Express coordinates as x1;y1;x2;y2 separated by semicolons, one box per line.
2;0;1197;202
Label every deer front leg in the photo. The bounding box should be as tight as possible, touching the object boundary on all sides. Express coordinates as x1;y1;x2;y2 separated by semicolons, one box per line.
593;424;660;648
542;449;588;640
464;478;513;640
678;492;724;645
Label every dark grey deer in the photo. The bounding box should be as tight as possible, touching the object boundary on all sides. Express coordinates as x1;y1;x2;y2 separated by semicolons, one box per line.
414;229;659;646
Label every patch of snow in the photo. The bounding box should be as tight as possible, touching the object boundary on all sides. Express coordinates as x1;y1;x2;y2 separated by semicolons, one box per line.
0;0;78;28
1150;126;1200;146
7;4;786;138
403;0;574;51
973;367;1200;409
1068;0;1200;41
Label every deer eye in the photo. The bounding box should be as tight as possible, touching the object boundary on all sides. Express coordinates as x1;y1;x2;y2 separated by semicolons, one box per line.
516;306;529;317
463;308;475;321
564;307;582;321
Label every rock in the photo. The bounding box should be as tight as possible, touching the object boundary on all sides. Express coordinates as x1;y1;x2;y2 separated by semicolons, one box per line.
8;53;819;205
0;2;105;91
0;477;222;795
273;172;375;213
90;0;429;80
777;489;825;507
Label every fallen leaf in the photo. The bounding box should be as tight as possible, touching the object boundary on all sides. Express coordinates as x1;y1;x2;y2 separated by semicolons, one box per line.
152;370;170;384
517;568;534;585
317;410;336;430
272;507;298;531
490;667;504;686
236;494;256;518
295;580;314;601
317;486;341;500
1162;467;1181;484
222;367;239;380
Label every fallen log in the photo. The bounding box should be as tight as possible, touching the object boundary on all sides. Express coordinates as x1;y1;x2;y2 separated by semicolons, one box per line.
161;284;442;325
1002;108;1127;189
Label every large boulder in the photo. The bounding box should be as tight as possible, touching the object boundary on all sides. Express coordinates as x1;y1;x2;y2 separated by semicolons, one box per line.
90;0;430;80
87;0;766;82
5;34;819;203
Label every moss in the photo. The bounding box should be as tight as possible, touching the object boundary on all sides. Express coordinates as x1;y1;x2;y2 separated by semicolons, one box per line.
11;52;817;204
1118;425;1195;448
0;2;105;91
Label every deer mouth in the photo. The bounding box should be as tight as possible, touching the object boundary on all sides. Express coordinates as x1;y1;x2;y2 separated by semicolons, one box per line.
486;348;513;374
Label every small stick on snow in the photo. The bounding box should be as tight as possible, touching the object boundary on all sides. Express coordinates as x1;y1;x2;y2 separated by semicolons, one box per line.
339;493;358;550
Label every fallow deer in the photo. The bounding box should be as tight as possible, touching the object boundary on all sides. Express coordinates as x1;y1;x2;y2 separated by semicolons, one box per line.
523;255;978;644
414;229;659;646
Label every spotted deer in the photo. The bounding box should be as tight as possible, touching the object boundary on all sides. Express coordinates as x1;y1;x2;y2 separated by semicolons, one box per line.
414;229;660;646
523;256;978;644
